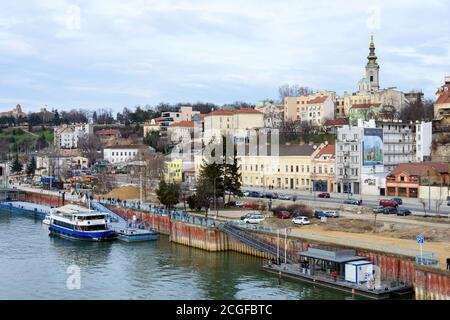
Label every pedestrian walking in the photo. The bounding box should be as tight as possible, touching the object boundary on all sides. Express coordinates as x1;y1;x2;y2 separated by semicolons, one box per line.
447;258;450;270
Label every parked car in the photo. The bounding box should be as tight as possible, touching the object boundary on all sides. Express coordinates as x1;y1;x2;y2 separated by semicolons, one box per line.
372;205;384;213
242;214;266;224
273;210;291;219
318;192;330;198
278;194;292;200
380;199;398;207
447;201;450;206
264;192;278;199
314;210;327;219
242;191;250;197
241;203;258;209
224;201;236;208
248;191;263;198
292;216;311;225
324;210;340;218
240;213;253;220
235;201;248;207
391;198;403;205
396;208;411;216
344;198;362;205
383;206;397;214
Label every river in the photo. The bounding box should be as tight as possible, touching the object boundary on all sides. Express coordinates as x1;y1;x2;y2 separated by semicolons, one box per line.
0;211;364;300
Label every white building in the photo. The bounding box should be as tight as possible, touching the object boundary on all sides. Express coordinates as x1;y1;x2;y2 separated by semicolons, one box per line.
103;145;148;164
167;121;197;144
54;124;93;149
0;162;9;188
377;119;432;172
335;120;386;196
255;102;284;128
36;156;89;177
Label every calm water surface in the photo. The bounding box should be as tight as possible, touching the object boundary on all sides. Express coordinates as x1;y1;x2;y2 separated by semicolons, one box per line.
0;211;363;300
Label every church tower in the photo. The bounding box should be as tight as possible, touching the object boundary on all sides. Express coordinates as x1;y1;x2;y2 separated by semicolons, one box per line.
365;34;380;91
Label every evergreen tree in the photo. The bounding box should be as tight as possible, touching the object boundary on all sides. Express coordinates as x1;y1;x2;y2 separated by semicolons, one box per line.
224;143;243;202
10;153;23;173
156;178;180;208
92;111;98;124
26;156;36;176
194;157;224;216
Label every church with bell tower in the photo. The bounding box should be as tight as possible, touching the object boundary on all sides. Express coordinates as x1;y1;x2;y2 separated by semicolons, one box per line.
366;34;380;91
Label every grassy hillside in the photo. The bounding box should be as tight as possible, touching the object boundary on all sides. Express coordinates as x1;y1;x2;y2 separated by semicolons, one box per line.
0;127;53;152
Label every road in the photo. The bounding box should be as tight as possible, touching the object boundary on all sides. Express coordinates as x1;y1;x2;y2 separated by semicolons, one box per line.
242;186;450;218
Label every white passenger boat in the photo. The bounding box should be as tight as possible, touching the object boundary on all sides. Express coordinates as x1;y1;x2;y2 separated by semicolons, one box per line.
48;204;116;241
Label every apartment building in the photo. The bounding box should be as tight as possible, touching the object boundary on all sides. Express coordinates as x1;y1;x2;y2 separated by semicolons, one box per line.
203;108;264;143
311;144;336;193
167;121;197;143
103;145;148;164
238;144;316;191
434;76;450;124
283;92;336;123
54;124;93;149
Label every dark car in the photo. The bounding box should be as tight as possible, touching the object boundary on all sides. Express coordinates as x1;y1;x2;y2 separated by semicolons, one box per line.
380;199;398;207
264;192;278;199
248;191;263;198
224;201;236;208
318;192;330;198
396;208;411;216
391;198;403;205
344;198;362;205
314;210;327;218
383;206;397;214
273;210;291;219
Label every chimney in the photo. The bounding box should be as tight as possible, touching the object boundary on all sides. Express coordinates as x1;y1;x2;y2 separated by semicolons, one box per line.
445;76;450;85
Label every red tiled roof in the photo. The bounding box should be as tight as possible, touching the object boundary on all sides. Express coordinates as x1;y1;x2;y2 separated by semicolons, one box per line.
205;108;261;117
168;121;196;127
389;162;449;177
324;118;347;126
436;85;450;104
315;144;335;158
307;96;329;104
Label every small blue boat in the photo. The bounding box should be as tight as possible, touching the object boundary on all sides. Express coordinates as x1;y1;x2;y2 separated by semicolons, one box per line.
115;227;158;242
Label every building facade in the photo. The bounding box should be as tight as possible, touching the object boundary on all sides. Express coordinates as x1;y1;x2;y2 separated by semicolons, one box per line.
54;124;93;149
434;76;450;124
103;145;147;164
311;144;336;193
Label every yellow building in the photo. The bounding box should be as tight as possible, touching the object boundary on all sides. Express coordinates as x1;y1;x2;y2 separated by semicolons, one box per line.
164;159;182;183
239;144;316;190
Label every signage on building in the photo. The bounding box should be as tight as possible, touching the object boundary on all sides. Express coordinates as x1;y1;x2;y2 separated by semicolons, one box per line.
363;128;383;167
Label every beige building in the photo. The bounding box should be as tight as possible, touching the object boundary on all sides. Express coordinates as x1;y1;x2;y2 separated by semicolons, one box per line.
284;91;336;122
311;144;336;192
239;144;316;190
255;102;284;128
167;121;197;143
434;76;450;124
203;108;265;143
0;104;26;118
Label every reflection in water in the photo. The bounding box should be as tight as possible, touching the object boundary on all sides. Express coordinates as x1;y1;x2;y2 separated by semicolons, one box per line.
0;212;368;300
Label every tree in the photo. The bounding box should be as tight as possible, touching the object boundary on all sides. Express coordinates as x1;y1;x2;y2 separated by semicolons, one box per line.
156;178;180;208
78;134;103;164
278;84;314;102
10;153;23;174
26;156;36;176
222;136;243;202
194;157;224;215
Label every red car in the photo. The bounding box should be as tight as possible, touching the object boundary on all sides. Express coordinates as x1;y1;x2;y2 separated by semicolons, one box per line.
318;192;330;198
273;210;291;219
241;203;258;209
379;199;398;207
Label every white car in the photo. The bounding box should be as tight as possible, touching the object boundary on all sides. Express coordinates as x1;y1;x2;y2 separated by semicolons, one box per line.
324;210;340;218
292;216;311;225
242;214;266;224
235;201;248;207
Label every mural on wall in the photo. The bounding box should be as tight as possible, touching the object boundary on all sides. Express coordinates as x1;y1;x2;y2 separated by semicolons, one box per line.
363;128;383;166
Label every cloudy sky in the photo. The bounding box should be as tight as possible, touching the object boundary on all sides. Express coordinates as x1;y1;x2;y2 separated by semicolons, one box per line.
0;0;449;113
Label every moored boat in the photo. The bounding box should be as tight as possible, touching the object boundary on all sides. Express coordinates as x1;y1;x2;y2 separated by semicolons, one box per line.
48;204;116;241
115;227;158;242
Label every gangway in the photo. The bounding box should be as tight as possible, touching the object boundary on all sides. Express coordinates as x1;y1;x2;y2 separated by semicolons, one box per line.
217;222;296;264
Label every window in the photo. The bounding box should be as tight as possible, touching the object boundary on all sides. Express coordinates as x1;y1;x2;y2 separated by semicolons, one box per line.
291;165;294;172
296;165;299;172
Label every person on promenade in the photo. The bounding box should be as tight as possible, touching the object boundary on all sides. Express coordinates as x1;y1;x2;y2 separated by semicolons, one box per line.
332;270;337;282
447;258;450;270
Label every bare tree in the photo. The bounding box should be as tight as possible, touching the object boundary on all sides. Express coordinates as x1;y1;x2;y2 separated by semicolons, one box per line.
279;84;314;102
78;134;103;164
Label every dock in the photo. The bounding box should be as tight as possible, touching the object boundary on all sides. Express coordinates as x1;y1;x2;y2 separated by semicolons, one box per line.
263;262;412;300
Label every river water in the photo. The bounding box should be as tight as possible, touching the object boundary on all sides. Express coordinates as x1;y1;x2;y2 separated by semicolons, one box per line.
0;211;364;300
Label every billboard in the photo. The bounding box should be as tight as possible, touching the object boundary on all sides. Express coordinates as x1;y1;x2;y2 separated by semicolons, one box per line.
363;128;383;166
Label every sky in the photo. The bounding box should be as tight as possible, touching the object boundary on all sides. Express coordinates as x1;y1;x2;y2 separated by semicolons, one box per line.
0;0;449;114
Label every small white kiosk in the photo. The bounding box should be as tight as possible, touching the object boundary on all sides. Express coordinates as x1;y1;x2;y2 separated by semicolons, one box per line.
345;260;374;285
